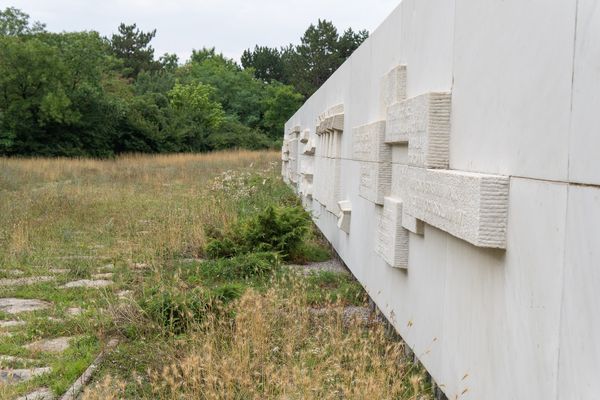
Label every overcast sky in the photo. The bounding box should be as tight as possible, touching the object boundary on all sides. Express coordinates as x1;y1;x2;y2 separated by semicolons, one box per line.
6;0;399;63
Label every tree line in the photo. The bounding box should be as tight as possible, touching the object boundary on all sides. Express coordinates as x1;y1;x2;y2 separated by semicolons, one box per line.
0;7;368;157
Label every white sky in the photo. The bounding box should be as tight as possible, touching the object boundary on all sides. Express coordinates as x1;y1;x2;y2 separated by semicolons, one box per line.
5;0;400;63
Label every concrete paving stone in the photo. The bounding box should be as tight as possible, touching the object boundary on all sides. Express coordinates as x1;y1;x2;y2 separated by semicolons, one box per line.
0;320;26;328
0;298;51;314
65;307;82;316
16;388;55;400
0;276;55;287
91;273;113;280
0;367;51;383
60;279;112;289
48;268;69;274
25;337;73;353
285;259;349;275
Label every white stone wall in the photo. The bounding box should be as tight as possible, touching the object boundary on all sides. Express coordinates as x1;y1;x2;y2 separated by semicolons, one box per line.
282;1;600;399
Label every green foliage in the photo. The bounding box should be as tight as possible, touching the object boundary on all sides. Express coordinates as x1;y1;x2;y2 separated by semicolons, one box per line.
110;23;159;79
141;283;243;334
196;252;281;281
304;271;366;306
0;8;364;157
0;6;45;36
206;205;311;261
241;45;285;83
262;83;304;139
242;20;368;98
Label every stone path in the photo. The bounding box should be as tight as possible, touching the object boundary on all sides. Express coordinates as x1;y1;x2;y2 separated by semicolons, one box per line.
16;388;54;400
26;337;73;354
0;298;51;314
0;320;26;328
0;276;55;287
285;259;349;275
0;367;51;383
60;279;112;289
0;260;120;399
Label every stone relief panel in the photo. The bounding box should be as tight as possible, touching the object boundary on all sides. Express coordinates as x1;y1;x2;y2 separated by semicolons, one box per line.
346;64;509;269
352;121;391;205
386;92;452;169
391;165;509;249
376;196;409;268
313;104;345;216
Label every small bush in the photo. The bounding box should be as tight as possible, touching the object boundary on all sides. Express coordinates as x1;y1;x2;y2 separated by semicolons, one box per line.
140;283;244;334
198;252;281;281
206;205;311;261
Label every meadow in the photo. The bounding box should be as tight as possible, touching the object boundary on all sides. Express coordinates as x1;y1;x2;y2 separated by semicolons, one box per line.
0;151;432;399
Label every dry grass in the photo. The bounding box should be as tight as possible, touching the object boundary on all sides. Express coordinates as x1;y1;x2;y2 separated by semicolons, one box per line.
0;151;433;399
83;276;431;400
0;150;280;263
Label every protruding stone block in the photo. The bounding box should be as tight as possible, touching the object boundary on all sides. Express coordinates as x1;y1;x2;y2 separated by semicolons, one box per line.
392;165;509;248
317;105;345;135
353;121;391;205
359;162;391;205
376;197;409;268
381;65;407;109
352;121;389;163
337;200;352;233
402;209;424;235
300;129;310;144
386;92;451;169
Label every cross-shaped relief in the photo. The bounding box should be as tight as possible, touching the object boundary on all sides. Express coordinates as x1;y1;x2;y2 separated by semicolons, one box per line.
353;65;509;269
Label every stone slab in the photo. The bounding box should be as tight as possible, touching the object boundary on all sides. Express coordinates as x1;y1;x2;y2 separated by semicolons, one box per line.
391;165;509;248
381;65;407;109
16;388;54;400
60;280;112;289
26;337;73;353
358;161;391;205
0;299;51;314
0;367;51;383
386;92;451;169
376;197;409;268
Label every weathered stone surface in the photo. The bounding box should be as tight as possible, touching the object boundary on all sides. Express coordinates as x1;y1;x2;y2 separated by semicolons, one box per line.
386;92;451;169
0;298;51;314
26;337;73;353
381;65;407;109
48;268;69;274
117;290;133;299
0;367;51;383
65;307;82;316
285;259;348;275
0;276;55;287
376;197;409;268
391;165;510;248
353;121;392;205
0;320;26;328
60;279;112;289
16;388;54;400
91;273;113;280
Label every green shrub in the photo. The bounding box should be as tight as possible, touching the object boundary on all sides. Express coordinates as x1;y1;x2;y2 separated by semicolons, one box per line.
206;205;311;260
198;251;281;281
140;283;244;334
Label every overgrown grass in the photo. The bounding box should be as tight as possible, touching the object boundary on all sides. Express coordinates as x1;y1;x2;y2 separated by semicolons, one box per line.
0;151;432;400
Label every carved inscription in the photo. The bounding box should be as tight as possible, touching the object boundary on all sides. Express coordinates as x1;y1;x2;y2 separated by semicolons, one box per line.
381;65;407;109
353;121;391;205
386;92;451;169
376;197;409;268
391;165;509;248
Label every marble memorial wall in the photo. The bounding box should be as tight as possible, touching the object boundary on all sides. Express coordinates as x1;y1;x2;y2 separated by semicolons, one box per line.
282;1;600;399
